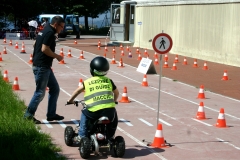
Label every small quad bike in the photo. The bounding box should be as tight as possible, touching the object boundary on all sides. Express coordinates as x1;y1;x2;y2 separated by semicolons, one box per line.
64;100;125;159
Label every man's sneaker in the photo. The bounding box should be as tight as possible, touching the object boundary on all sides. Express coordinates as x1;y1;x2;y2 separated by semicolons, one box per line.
26;116;41;124
47;114;64;121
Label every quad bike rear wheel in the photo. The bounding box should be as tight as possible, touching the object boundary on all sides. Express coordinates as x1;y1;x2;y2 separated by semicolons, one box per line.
113;136;125;157
79;137;91;159
64;126;74;146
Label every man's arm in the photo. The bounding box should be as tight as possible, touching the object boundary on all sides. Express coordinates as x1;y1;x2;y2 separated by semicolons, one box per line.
41;44;63;62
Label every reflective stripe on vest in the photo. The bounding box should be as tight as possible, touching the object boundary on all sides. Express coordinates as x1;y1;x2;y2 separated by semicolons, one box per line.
84;76;115;112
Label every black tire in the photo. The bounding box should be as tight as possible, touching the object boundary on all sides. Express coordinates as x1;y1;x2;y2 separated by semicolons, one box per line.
64;126;74;146
113;136;125;157
79;137;91;159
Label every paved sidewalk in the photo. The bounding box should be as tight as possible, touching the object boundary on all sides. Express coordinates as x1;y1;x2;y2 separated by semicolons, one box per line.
59;38;240;100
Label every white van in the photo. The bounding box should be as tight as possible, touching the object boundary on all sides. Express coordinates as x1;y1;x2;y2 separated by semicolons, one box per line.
38;14;80;38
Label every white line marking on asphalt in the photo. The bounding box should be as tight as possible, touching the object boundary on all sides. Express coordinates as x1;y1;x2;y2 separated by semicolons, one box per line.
42;119;53;128
128;97;155;110
119;118;133;126
216;138;240;150
159;119;172;126
139;118;153;126
58;120;67;128
71;119;79;126
191;118;212;126
117;126;167;160
201;131;209;135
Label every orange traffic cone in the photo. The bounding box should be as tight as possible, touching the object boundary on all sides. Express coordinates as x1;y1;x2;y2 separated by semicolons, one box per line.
164;54;168;61
20;42;26;53
202;62;208;70
146;54;149;59
182;57;188;65
120;44;123;50
150;124;168;148
28;54;33;64
78;78;83;87
142;74;148;87
98;40;101;46
15;42;19;49
120;50;124;56
137;53;142;61
105;46;108;52
118;58;124;68
171;63;177;70
103;53;107;58
97;44;101;50
174;54;179;63
3;70;9;82
9;40;12;46
111;55;117;64
0;52;3;62
59;48;64;56
196;102;206;120
3;47;7;54
119;86;130;103
74;40;77;44
126;46;130;51
154;52;158;59
12;77;20;90
144;49;148;55
221;70;228;80
163;60;169;68
128;51;132;58
3;38;6;43
193;59;198;68
136;48;140;54
197;85;205;99
112;47;116;54
59;59;66;64
154;57;159;65
79;50;85;59
67;49;72;57
215;108;227;128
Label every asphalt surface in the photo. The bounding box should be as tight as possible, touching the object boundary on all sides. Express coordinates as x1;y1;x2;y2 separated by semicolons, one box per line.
0;37;240;160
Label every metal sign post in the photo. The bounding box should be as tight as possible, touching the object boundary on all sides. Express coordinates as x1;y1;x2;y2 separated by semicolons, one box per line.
152;31;173;126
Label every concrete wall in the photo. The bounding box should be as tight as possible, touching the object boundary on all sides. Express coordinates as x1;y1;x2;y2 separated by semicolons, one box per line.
134;3;240;67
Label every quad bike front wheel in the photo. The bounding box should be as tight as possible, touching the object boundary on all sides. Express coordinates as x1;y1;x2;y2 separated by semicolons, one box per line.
113;136;125;157
64;126;74;146
79;137;91;159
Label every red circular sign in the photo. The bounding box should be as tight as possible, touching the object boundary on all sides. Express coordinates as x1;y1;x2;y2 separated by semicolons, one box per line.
152;33;173;54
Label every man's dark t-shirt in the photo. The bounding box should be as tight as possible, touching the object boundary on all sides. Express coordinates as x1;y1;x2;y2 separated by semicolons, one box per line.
33;24;56;67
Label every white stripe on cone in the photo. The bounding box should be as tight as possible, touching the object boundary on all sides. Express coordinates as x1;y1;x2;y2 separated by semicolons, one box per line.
155;130;163;138
218;113;225;119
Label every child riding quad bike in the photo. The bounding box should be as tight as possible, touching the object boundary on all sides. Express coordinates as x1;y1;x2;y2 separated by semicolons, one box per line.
64;100;125;159
65;56;125;159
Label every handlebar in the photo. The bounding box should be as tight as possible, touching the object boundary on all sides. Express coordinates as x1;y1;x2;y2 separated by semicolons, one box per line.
65;100;118;107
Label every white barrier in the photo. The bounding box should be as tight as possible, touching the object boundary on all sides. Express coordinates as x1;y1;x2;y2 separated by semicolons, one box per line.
6;33;21;40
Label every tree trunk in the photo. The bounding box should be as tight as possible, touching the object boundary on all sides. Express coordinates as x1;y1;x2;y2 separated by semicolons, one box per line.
84;14;89;32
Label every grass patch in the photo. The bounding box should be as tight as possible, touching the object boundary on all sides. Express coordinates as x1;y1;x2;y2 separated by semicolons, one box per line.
0;74;66;160
172;79;178;82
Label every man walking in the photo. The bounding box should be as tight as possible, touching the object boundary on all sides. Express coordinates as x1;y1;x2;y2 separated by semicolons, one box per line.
24;16;65;124
28;18;38;40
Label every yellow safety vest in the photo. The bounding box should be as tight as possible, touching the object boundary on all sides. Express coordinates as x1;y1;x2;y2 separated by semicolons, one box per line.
84;76;115;112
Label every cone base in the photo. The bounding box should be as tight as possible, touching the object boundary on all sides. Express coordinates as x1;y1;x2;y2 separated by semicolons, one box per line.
119;99;130;103
215;124;228;128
